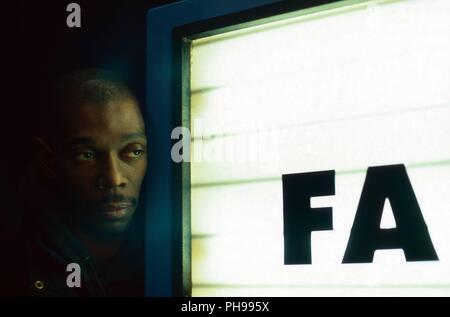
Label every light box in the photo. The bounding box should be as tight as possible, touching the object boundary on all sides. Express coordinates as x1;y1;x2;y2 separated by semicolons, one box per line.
146;0;450;296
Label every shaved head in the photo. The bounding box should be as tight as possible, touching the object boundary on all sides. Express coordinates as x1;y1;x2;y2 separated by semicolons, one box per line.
40;69;140;146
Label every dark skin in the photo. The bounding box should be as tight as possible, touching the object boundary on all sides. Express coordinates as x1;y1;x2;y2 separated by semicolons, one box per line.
38;98;147;259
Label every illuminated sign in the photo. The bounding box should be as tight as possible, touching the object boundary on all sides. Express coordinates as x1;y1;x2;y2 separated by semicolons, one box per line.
187;0;450;296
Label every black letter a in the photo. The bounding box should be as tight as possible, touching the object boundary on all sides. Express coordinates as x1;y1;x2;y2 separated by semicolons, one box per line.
343;164;438;263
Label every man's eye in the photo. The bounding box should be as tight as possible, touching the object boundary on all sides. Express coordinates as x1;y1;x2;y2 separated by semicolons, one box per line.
124;149;145;160
75;151;95;161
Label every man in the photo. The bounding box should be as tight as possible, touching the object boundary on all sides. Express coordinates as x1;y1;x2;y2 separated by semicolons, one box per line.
1;69;147;296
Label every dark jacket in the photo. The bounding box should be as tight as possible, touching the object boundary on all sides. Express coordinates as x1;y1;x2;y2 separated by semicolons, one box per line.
0;211;145;297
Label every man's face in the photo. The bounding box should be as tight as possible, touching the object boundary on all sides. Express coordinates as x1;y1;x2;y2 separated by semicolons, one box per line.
51;98;147;237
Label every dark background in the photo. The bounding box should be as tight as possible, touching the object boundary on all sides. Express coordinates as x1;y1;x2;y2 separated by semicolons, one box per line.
4;0;179;230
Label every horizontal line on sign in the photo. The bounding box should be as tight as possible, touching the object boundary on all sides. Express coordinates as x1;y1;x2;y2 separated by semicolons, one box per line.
191;234;216;239
190;101;450;141
192;283;450;289
192;175;280;188
191;86;226;95
191;158;450;188
192;49;450;99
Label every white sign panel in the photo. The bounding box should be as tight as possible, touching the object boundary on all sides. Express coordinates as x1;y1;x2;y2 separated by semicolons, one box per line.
189;0;450;296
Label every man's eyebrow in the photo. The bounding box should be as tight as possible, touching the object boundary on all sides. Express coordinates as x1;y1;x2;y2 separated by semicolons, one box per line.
64;133;147;147
122;132;147;142
67;137;95;146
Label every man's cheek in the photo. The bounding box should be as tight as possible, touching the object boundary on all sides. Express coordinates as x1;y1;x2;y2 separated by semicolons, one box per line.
63;169;96;190
61;178;93;205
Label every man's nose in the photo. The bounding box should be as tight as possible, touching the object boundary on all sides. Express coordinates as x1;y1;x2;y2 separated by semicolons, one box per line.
97;154;127;190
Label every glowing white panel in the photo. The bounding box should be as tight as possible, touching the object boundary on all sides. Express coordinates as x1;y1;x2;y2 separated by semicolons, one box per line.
189;0;450;296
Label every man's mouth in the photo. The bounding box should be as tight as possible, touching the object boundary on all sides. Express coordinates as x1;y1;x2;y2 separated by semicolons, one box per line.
100;203;133;220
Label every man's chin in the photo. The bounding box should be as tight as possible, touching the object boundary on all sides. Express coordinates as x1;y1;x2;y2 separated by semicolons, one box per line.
100;220;130;234
93;218;133;237
76;215;134;239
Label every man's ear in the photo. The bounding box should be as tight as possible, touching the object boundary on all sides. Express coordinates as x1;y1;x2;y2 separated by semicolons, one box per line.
35;137;57;180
